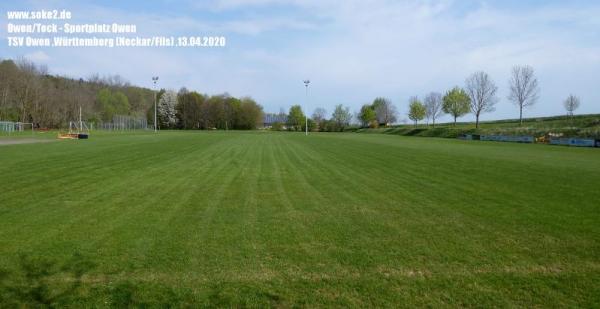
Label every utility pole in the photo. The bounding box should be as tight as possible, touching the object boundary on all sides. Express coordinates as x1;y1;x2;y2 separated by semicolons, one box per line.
303;80;310;136
152;76;159;132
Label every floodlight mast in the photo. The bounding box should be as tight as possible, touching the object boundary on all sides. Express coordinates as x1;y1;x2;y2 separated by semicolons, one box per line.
303;80;310;136
152;76;159;132
79;106;82;132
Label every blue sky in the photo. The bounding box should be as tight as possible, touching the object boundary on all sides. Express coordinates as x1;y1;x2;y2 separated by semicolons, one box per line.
1;0;599;122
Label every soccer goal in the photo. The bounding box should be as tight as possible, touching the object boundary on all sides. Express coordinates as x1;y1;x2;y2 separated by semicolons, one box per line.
16;122;35;135
0;121;34;136
58;107;89;139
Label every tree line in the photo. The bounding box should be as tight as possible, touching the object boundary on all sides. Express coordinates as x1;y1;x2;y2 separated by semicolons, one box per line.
0;58;157;128
267;97;398;132
287;65;581;131
0;58;264;130
267;104;355;132
165;88;263;130
404;66;583;128
283;65;582;132
1;58;584;131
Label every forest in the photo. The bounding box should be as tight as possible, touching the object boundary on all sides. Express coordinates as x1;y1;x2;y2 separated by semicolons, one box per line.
0;58;264;130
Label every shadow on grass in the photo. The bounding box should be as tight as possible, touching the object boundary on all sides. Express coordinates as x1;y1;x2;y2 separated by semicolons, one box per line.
0;253;285;307
0;252;96;307
206;284;283;307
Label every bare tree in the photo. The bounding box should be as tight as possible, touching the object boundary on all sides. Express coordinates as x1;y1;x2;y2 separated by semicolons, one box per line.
372;97;397;126
0;60;19;120
312;107;327;129
331;104;352;131
15;57;42;124
465;71;498;128
424;92;443;127
508;65;539;125
563;95;580;117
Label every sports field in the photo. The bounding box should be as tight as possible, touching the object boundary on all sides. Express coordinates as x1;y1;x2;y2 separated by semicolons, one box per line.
1;131;599;307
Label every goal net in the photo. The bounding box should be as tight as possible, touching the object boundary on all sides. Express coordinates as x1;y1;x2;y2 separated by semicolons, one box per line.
0;121;34;135
68;120;89;134
16;122;34;133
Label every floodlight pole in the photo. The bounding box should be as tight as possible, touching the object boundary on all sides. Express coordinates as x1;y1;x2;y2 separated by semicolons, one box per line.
303;80;310;136
79;106;82;133
152;76;159;132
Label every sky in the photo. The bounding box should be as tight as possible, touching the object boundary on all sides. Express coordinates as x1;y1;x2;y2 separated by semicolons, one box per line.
1;0;599;123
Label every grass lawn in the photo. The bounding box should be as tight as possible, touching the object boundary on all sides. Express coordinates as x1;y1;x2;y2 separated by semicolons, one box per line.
1;131;599;307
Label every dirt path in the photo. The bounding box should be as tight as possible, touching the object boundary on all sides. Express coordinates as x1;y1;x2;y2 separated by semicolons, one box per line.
0;138;54;146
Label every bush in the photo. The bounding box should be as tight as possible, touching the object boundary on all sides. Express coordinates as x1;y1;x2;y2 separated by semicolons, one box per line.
271;122;284;131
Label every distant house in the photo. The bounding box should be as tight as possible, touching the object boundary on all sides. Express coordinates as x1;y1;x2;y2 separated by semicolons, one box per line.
263;113;288;128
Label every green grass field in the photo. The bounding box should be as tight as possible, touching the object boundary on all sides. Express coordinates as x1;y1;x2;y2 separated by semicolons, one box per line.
1;131;599;307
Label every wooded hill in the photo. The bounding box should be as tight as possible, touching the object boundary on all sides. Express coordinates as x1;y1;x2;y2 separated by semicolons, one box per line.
0;58;264;130
0;58;155;128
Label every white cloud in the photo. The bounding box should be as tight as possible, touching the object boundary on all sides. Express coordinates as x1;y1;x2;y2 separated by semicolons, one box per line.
4;0;599;119
248;0;600;117
24;50;50;62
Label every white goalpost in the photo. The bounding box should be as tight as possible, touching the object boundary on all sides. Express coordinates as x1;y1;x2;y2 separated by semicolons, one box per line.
68;120;89;135
59;106;89;139
0;121;34;135
16;122;35;135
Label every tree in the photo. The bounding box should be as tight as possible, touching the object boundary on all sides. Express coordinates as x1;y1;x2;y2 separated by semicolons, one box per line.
124;87;151;115
372;97;397;126
13;58;43;125
196;96;212;129
424;92;443;127
204;94;228;129
465;71;498;128
408;97;426;128
176;91;205;129
306;118;317;132
563;95;580;117
508;65;539;125
220;95;240;130
112;91;130;116
96;88;115;121
312;107;327;130
158;90;177;129
287;105;305;131
331;104;352;131
237;97;264;129
442;87;470;126
0;60;19;121
358;104;377;127
95;89;130;122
